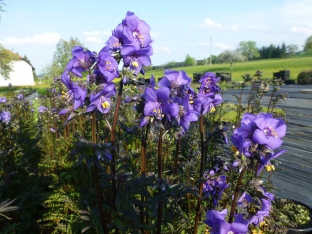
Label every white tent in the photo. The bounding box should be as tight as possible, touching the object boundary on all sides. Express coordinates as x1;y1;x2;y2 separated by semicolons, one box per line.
0;60;35;87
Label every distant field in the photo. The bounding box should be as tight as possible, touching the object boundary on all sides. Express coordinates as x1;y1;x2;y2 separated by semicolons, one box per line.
1;53;311;97
144;54;312;81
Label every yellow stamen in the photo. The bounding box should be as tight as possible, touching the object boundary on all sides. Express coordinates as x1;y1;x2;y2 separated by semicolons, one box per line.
102;101;110;109
131;61;139;67
265;165;275;172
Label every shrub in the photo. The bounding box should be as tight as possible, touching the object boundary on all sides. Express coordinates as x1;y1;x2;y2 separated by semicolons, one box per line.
297;70;312;85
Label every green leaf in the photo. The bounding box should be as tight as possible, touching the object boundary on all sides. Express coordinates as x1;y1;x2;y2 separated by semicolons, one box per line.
113;218;125;233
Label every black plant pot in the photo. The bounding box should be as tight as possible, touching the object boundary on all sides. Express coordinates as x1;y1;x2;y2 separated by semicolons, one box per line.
285;200;312;234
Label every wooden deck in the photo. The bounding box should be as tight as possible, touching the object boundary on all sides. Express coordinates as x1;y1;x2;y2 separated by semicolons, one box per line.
222;85;312;207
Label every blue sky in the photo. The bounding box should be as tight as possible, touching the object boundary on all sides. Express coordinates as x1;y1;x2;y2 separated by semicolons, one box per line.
1;0;311;74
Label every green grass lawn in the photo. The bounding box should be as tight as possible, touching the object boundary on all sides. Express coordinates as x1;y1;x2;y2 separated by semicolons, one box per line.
143;54;312;81
1;54;311;97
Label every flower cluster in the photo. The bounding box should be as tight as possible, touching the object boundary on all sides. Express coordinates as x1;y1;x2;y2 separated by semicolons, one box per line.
59;11;153;117
231;112;287;175
203;170;229;206
139;71;222;136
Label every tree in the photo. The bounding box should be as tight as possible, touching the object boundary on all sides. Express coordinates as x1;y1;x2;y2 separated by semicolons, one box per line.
237;41;260;61
218;50;245;70
0;44;14;80
184;54;197;66
303;35;312;52
280;42;287;58
286;44;299;57
43;37;85;78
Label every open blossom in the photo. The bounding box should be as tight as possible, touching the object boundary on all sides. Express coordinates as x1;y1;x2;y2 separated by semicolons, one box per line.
252;113;286;150
121;45;153;75
64;46;97;78
176;96;199;132
97;51;120;82
198;72;221;96
204;209;249;234
121;11;152;49
86;82;116;114
158;70;192;96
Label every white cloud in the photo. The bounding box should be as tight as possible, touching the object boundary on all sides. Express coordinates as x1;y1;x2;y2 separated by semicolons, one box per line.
201;18;223;29
155;46;171;53
198;18;238;31
290;26;312;35
1;33;61;45
83;30;112;43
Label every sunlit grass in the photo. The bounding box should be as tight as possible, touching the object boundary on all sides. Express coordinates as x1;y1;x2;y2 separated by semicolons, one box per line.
144;55;312;81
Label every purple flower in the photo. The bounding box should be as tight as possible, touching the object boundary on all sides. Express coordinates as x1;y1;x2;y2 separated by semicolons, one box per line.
252;114;286;150
121;45;153;75
158;70;192;93
139;86;179;127
198;72;221;96
38;106;47;113
249;190;274;226
0;110;11;124
71;83;87;110
177;96;199;131
17;94;24;100
0;97;6;103
237;192;253;209
203;170;229;206
121;11;152;49
86;82;116;114
231;134;252;157
65;46;97;78
97;51;120;82
204;209;249;234
193;93;222;115
256;149;287;176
